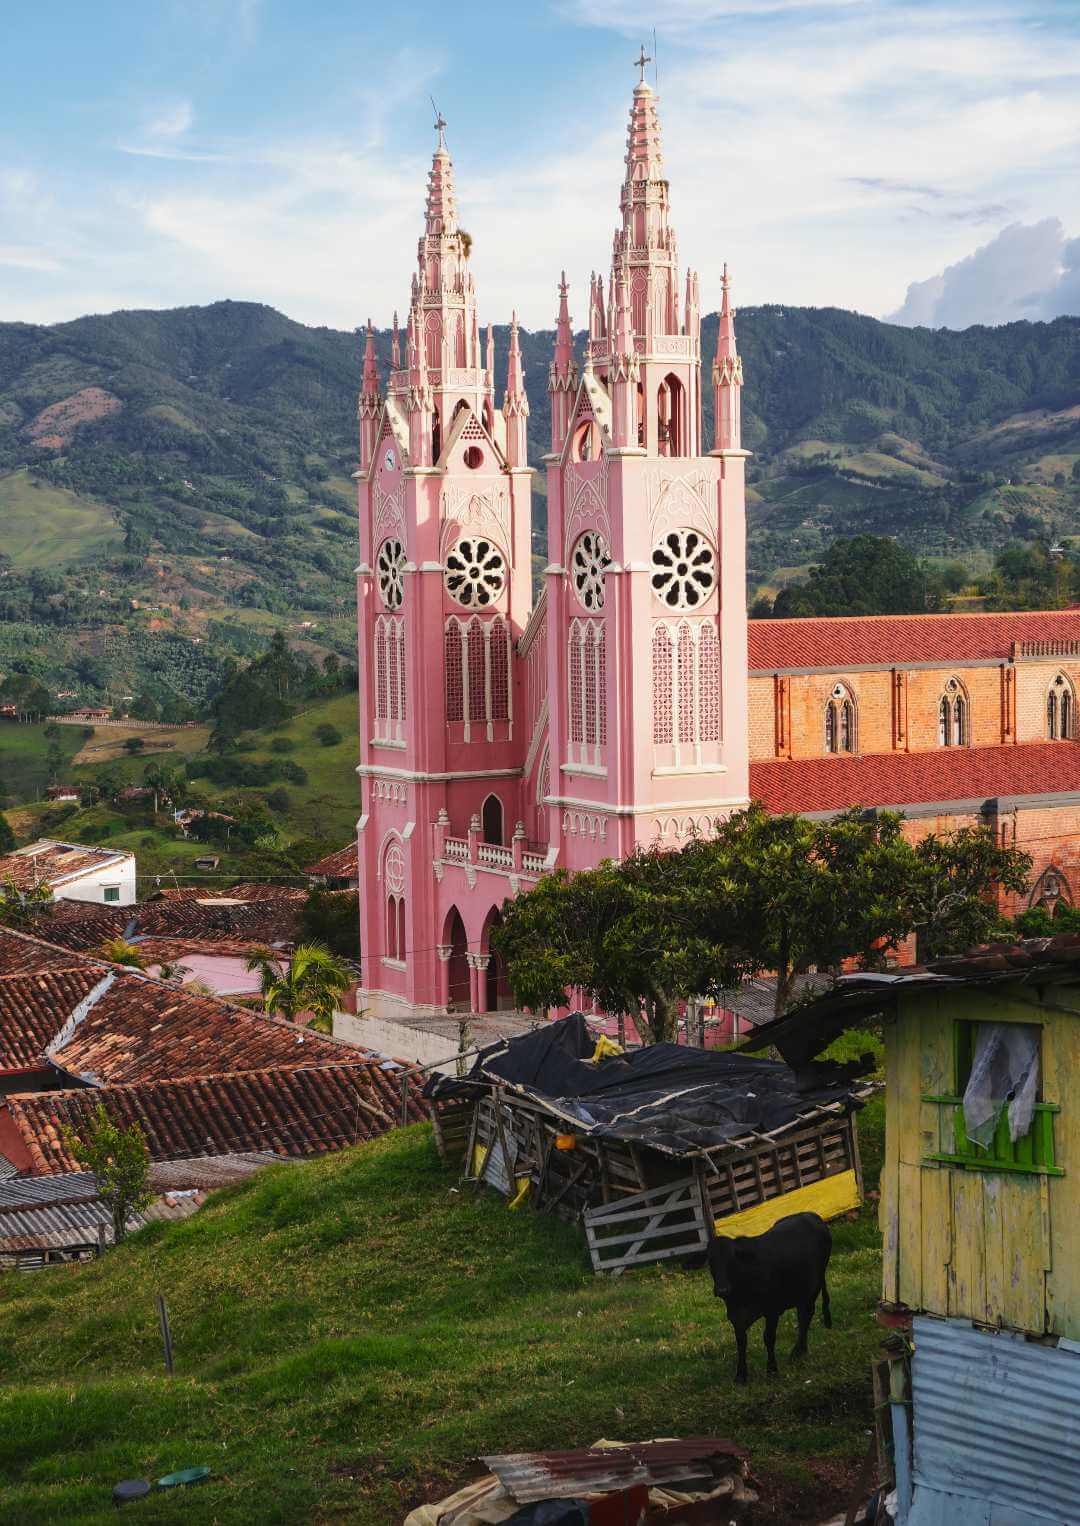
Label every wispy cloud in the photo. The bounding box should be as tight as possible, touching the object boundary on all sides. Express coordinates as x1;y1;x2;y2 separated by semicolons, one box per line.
147;101;194;139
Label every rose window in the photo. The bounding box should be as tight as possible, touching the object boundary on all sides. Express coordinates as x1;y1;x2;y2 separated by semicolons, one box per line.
384;840;405;894
570;530;612;611
445;537;506;608
376;538;407;609
650;528;716;609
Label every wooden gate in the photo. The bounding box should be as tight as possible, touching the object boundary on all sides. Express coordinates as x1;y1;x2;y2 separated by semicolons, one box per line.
583;1175;708;1275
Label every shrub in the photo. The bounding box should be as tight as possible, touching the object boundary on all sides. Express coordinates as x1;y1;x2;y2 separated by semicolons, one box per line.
315;723;343;748
270;737;295;754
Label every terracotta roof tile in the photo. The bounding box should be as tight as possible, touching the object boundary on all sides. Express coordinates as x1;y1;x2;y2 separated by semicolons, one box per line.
26;895;302;951
8;1062;430;1174
304;844;358;880
151;884;305;903
750;740;1080;815
0;969;105;1070
0;840;131;890
748;609;1080;672
0;930;96;978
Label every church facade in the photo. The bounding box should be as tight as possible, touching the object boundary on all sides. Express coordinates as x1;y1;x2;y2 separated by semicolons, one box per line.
355;75;1080;1025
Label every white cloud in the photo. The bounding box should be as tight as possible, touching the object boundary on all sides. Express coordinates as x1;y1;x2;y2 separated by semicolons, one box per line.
147;101;194;139
889;219;1079;328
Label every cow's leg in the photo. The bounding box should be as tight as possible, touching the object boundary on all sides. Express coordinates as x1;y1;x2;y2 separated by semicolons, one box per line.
821;1276;832;1328
792;1300;813;1357
733;1320;749;1385
763;1311;780;1376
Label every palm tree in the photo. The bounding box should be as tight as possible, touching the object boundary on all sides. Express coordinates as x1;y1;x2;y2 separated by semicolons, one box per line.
244;943;352;1033
99;937;146;969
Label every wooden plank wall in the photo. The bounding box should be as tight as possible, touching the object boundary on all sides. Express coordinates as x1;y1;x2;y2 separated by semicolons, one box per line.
888;986;1074;1338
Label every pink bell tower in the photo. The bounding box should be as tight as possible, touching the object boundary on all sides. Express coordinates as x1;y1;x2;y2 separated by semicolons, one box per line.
355;116;533;1022
543;51;750;865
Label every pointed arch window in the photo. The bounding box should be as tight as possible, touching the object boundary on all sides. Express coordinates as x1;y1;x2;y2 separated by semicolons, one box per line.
1048;674;1074;739
444;615;512;742
374;616;405;744
939;678;967;747
652;619;723;762
824;683;856;754
382;838;406;966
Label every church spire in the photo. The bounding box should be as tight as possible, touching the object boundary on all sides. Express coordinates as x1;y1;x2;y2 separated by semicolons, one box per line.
712;264;743;452
358;319;381;471
549;272;577;453
425;112;456;237
504;312;529;468
391;310;401;370
613;58;679;347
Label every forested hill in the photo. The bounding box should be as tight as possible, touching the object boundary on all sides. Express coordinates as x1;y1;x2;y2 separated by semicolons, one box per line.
0;298;1077;699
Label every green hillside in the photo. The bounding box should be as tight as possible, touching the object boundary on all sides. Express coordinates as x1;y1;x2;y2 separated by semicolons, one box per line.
0;1107;885;1524
1;300;1078;699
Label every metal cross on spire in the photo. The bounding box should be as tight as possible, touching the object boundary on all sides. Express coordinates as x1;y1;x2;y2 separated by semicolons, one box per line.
430;96;447;150
634;44;651;84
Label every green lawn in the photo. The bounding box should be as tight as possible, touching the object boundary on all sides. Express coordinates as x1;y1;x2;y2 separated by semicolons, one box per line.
0;1100;885;1524
0;721;86;806
233;690;359;846
0;469;122;569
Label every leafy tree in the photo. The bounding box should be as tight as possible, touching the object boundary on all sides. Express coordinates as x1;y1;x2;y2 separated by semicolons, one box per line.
128;692;159;721
244;942;353;1033
123;737;146;755
904;826;1032;959
0;876;53;930
495;806;1033;1032
493;851;749;1044
270;736;295;753
266;787;291;813
770;536;944;620
62;1104;152;1245
0;815;14;853
300;889;360;960
315;723;342;747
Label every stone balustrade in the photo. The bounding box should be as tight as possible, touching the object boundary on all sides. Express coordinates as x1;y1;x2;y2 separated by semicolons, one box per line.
433;810;551;883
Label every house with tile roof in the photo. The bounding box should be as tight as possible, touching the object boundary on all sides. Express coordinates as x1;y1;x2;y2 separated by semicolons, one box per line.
0;840;135;907
0;926;429;1177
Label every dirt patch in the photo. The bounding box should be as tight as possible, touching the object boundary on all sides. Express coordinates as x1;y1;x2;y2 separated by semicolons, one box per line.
748;1454;876;1525
25;388;122;449
73;724;210;765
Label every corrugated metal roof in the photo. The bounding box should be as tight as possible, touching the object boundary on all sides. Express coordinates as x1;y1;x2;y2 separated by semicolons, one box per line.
0;1171;98;1211
0;1192;203;1253
481;1439;747;1503
911;1316;1080;1525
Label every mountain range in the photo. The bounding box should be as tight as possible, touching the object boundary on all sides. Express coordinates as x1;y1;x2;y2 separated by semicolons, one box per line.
0;299;1077;701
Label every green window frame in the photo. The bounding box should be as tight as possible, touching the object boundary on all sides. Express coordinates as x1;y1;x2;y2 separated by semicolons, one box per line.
921;1018;1063;1177
102;886;120;903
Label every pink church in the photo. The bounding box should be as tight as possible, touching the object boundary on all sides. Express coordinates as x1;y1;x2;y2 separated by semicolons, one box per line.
355;71;748;1024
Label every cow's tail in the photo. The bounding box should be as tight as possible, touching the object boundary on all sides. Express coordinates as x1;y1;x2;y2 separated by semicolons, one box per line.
821;1276;832;1328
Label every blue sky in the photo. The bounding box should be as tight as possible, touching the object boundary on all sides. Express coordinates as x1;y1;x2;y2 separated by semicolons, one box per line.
2;0;1079;330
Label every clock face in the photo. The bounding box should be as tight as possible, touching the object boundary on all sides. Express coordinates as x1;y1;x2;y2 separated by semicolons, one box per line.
384;448;396;472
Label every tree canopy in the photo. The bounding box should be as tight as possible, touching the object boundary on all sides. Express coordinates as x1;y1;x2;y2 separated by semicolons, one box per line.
494;806;1033;1038
756;536;947;620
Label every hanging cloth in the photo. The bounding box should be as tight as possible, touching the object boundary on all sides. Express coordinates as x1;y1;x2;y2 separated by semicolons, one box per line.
962;1022;1040;1151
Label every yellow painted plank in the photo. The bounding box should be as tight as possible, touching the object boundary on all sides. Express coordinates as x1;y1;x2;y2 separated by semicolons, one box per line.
895;1002;924;1166
982;1172;1005;1327
713;1168;859;1239
897;1162;923;1310
881;1018;902;1303
1001;1177;1046;1333
920;1166;952;1317
949;1171;986;1322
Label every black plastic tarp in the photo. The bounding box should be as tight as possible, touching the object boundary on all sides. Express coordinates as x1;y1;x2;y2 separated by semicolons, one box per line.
427;1015;866;1157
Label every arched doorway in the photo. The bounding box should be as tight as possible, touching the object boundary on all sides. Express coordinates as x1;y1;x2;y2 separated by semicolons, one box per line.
482;793;504;846
658;373;684;456
483;908;513;1012
444;908;469;1011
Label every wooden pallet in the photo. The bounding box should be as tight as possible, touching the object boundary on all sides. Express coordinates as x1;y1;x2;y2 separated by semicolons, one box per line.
584;1175;708;1274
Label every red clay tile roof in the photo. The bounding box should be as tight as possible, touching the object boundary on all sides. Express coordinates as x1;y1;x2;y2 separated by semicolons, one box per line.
0;969;105;1071
48;971;353;1086
750;740;1080;815
0;929;95;978
0;840;131;890
748;609;1080;672
25;894;302;951
7;1062;431;1174
304;844;358;880
151;883;305;902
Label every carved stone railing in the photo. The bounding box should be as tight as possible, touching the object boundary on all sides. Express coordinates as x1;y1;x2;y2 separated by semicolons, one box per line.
433;812;549;883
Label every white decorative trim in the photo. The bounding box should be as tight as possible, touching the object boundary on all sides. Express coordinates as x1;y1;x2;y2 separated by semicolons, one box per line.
550;793;749;815
357;765;523;781
647;465;716;540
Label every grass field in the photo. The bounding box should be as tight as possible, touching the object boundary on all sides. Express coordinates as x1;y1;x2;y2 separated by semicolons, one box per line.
0;469;122;569
0;1095;885;1525
0;721;86;805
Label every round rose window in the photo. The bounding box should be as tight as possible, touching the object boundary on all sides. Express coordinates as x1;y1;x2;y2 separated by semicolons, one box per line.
650;528;715;609
376;537;407;609
445;537;506;608
570;529;612;611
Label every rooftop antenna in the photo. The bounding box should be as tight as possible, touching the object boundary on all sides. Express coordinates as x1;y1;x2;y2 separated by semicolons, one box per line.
430;95;447;151
653;27;659;90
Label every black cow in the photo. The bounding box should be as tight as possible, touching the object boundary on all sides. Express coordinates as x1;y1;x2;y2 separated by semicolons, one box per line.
705;1211;832;1384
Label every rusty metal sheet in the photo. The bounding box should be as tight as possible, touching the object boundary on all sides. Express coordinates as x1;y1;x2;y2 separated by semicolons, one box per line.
481;1439;746;1503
